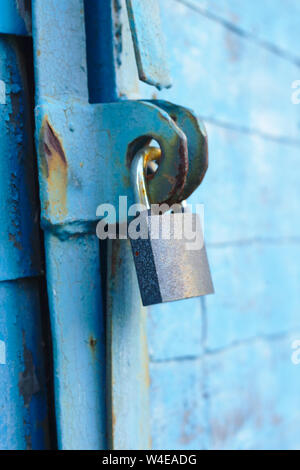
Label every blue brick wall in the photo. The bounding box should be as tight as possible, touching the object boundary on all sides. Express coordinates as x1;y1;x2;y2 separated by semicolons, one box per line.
144;0;300;449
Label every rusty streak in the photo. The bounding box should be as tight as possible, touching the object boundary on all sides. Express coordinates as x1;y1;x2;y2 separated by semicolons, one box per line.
88;335;98;359
40;118;68;220
171;137;188;203
8;232;22;250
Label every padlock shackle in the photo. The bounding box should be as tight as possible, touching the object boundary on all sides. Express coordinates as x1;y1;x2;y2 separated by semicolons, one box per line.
130;147;151;209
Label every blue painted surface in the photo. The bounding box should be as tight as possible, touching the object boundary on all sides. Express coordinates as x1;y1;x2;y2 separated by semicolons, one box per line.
143;0;300;450
107;239;151;450
0;280;48;449
44;232;106;450
148;1;300;142
25;0;300;450
34;98;187;228
126;0;171;89
84;0;118;103
0;37;41;281
32;0;107;449
0;0;29;35
0;36;48;449
84;0;152;449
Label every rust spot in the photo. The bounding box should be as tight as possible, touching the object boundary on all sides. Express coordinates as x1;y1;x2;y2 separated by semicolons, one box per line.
88;335;97;360
135;251;139;257
162;172;176;186
37;49;41;57
112;411;116;434
39;118;68;220
8;232;22;250
122;173;131;189
172;137;188;203
152;137;188;206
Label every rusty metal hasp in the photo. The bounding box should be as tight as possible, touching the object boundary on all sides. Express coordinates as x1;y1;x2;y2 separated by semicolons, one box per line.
36;99;208;231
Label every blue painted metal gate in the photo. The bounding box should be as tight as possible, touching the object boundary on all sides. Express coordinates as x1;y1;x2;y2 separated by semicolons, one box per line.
0;0;300;451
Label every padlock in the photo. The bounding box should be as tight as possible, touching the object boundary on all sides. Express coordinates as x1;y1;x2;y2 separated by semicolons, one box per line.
129;147;214;306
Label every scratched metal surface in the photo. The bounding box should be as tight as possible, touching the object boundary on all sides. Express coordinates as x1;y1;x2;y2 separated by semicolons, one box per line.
141;0;300;450
0;36;48;449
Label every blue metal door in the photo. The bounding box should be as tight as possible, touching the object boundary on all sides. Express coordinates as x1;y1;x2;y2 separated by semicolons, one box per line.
1;0;300;451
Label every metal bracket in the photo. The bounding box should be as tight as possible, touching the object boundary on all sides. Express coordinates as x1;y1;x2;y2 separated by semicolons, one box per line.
33;0;208;234
37;99;185;231
36;98;207;232
126;0;171;90
146;100;208;201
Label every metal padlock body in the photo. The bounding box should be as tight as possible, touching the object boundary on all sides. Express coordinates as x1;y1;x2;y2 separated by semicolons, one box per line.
130;209;214;306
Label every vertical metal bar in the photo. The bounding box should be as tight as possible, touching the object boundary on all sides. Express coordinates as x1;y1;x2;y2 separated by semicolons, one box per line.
107;239;151;450
32;0;106;449
84;0;151;449
44;232;106;449
0;35;49;449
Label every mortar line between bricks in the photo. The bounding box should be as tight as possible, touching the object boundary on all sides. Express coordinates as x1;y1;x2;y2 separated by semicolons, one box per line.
149;328;300;364
174;0;300;70
207;236;300;249
149;354;201;364
204;328;300;356
199;115;300;148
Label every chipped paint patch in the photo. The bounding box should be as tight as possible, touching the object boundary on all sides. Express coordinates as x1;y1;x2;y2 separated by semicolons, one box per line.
39;118;68;220
0;80;5;104
18;331;40;408
0;341;6;364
